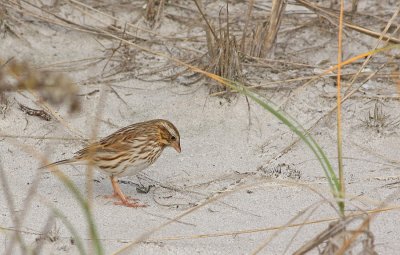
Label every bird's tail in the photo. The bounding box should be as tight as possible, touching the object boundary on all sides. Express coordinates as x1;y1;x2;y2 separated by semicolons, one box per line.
39;159;77;169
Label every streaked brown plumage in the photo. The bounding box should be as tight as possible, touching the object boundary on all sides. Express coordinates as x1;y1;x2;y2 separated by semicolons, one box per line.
42;119;181;207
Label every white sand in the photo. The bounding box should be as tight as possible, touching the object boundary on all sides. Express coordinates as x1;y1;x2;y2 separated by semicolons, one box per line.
1;1;400;254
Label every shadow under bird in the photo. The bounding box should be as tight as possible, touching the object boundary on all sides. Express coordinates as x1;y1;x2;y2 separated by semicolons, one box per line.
41;119;181;207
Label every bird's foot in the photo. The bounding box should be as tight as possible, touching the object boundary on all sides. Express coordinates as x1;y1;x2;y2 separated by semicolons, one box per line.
103;193;119;199
124;196;140;201
104;193;139;202
114;200;147;208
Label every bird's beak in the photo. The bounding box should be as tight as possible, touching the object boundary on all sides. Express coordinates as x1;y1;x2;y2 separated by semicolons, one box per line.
171;142;181;153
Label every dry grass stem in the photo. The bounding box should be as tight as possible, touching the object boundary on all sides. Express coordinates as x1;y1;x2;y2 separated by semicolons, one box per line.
250;0;287;58
1;0;400;254
296;0;400;44
145;0;165;28
0;163;27;254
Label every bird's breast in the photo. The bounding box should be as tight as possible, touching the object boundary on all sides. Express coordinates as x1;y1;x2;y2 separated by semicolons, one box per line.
116;160;152;177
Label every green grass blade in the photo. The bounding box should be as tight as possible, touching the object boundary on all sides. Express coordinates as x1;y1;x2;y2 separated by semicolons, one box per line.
52;170;103;255
230;82;342;209
46;204;87;255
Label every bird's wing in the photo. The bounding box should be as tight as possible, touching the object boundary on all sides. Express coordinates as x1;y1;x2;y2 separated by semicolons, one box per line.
73;121;154;160
74;138;132;160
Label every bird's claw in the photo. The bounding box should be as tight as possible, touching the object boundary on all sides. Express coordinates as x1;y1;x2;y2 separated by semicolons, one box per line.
114;200;147;208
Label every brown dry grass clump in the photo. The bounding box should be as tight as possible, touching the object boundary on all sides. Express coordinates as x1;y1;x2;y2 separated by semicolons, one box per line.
193;1;244;96
0;58;80;112
294;216;377;255
248;0;287;58
1;0;400;254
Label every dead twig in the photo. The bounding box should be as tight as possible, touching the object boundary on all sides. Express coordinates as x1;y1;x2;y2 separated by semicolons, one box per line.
295;0;400;44
18;102;51;121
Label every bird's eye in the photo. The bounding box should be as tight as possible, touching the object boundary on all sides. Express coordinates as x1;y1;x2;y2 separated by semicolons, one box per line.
171;136;176;141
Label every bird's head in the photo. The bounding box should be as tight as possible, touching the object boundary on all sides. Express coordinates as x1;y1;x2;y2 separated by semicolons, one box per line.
156;120;181;153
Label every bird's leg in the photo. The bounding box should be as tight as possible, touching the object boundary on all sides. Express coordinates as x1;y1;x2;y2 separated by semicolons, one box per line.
102;176;119;199
107;176;147;208
104;177;138;200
